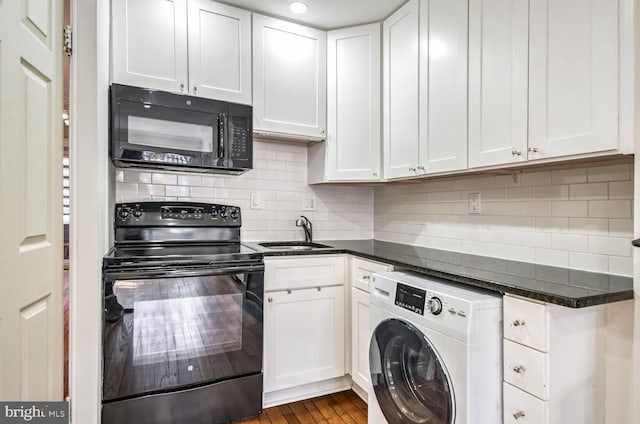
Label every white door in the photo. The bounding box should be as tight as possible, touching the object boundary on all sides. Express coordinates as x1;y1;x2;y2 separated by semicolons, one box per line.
351;287;370;394
111;0;188;93
419;0;468;174
383;0;420;179
264;286;345;392
528;0;618;159
0;0;64;400
468;0;528;168
187;0;251;103
253;14;327;138
326;23;381;181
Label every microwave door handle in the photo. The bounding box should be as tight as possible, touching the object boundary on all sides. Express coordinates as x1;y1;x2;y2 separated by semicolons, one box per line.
218;114;226;159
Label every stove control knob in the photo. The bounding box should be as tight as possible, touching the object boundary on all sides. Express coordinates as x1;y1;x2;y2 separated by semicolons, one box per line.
427;297;443;315
117;207;131;221
210;209;218;217
230;209;239;219
132;207;143;218
220;209;229;219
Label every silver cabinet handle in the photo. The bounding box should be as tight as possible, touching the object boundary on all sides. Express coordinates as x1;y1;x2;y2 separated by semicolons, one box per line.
512;319;525;327
180;83;185;93
513;411;526;420
362;275;371;281
528;146;539;153
511;149;522;156
417;165;425;171
267;297;272;303
512;365;526;374
408;167;417;172
193;86;197;95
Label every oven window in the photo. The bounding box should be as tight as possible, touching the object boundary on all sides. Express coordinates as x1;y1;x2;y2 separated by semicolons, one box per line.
127;115;213;152
103;272;263;402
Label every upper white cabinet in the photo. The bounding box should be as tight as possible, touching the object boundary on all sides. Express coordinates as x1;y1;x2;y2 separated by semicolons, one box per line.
528;0;618;159
468;0;528;168
253;15;327;139
418;0;468;173
309;23;382;183
111;0;252;104
383;0;468;179
383;0;420;179
469;0;620;168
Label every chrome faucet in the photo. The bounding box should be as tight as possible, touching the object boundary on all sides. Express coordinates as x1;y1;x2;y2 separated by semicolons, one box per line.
296;216;313;243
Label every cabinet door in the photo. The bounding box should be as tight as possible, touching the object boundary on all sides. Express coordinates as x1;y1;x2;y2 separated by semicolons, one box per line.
351;287;370;394
419;0;468;173
468;0;528;168
187;0;251;104
326;24;381;181
111;0;188;93
264;286;345;392
383;0;420;179
528;0;618;159
253;15;327;138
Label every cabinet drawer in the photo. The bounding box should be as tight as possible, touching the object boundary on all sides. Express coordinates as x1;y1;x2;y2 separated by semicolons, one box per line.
504;295;548;351
504;382;548;424
265;255;345;291
350;257;392;293
504;339;548;400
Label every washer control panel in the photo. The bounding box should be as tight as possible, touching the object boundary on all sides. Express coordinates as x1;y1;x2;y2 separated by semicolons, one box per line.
395;283;426;315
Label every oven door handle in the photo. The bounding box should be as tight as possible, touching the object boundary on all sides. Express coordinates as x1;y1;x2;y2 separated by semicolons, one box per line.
104;262;264;281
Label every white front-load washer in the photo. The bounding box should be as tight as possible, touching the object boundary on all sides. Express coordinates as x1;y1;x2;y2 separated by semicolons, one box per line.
368;271;502;424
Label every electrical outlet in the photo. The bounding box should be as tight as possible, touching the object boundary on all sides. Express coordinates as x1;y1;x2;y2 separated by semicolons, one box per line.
468;192;481;214
250;192;262;210
302;196;316;211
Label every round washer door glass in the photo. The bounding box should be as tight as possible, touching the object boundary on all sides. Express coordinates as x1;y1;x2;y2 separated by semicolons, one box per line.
370;318;454;424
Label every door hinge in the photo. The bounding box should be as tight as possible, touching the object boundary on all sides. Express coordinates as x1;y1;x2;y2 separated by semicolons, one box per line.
63;25;72;56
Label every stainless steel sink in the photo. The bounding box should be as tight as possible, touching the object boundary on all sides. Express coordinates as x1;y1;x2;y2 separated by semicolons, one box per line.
258;241;332;250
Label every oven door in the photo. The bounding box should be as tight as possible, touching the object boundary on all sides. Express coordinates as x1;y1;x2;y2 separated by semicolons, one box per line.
102;264;264;402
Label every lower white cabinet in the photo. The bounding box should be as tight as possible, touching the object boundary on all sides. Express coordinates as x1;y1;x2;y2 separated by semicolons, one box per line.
502;295;607;424
348;257;393;401
263;256;346;394
264;285;345;392
350;287;370;394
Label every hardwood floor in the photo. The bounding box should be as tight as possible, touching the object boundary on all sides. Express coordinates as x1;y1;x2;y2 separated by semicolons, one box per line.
234;390;367;424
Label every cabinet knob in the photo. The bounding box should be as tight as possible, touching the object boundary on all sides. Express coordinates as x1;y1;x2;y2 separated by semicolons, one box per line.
267;297;272;303
528;146;539;153
317;287;322;292
193;86;197;95
362;275;371;281
373;172;378;177
512;365;526;374
513;411;526;420
512;319;526;327
180;83;185;93
511;149;522;156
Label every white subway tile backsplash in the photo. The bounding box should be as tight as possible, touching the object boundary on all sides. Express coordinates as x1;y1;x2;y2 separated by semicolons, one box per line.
190;187;214;198
588;200;632;218
123;170;152;184
165;185;190;197
151;173;177;185
178;175;202;187
374;159;633;275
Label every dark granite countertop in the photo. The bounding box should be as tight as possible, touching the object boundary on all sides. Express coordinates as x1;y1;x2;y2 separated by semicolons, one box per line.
244;239;634;308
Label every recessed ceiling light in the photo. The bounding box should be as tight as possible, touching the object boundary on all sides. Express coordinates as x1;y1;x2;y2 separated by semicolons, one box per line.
289;1;308;14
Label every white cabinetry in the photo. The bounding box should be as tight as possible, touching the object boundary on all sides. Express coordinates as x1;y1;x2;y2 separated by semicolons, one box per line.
502;295;607;424
111;0;251;104
263;256;346;395
383;0;467;179
468;0;528;168
349;258;393;402
309;23;381;183
469;0;620;168
253;15;327;140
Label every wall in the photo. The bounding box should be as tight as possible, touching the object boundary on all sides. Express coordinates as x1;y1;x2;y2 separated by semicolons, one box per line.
375;159;634;276
115;140;374;241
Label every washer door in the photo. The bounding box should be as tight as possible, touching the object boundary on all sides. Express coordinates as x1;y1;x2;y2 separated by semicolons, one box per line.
370;318;454;424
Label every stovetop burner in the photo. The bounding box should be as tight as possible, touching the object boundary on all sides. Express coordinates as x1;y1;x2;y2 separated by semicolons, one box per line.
104;201;262;269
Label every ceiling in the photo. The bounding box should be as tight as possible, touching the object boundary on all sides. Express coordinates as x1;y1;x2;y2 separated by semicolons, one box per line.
222;0;407;29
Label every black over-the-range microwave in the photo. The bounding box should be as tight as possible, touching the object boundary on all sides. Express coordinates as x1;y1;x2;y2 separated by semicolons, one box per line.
110;84;253;174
